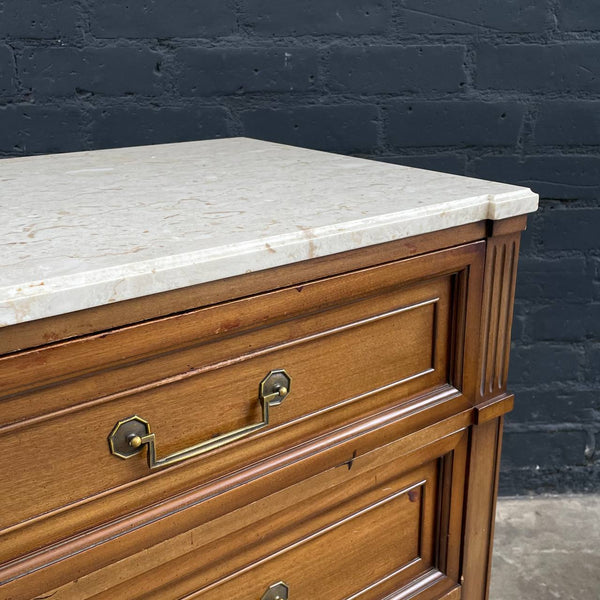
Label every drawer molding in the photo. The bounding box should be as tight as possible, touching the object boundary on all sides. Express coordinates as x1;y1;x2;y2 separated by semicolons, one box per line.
384;570;461;600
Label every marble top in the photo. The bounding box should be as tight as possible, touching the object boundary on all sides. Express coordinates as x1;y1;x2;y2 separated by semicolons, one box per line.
0;137;538;327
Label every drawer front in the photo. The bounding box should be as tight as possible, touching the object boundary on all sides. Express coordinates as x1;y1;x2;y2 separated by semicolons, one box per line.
25;412;469;600
193;467;438;600
0;242;483;565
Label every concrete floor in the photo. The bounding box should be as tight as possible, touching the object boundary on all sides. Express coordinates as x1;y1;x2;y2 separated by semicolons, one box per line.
490;495;600;600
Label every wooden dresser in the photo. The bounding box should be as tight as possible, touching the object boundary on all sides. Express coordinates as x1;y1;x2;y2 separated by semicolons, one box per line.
0;139;537;600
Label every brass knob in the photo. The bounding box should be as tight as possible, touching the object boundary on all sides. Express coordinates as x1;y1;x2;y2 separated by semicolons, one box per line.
128;434;143;448
277;386;288;397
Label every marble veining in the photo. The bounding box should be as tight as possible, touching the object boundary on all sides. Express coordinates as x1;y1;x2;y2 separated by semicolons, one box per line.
0;137;538;326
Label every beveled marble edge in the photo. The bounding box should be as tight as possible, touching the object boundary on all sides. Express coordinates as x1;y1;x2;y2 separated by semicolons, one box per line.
0;186;537;327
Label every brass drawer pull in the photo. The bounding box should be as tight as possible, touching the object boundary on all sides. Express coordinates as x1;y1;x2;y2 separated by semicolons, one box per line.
261;582;289;600
108;369;291;469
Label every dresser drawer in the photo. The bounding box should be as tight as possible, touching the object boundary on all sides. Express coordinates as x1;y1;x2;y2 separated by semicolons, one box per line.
0;243;483;566
187;457;460;600
28;411;469;600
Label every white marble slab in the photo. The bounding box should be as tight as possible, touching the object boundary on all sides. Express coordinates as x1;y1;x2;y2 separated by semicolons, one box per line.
0;138;538;327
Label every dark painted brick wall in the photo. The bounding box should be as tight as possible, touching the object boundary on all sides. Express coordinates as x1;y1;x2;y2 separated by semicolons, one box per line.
0;0;598;494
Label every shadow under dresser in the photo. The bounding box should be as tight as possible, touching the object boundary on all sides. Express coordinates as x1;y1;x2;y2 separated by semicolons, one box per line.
0;138;538;600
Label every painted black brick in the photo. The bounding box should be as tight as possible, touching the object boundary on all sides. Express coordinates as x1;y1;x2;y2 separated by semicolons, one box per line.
90;106;230;149
531;304;600;341
472;155;600;200
536;101;600;145
594;258;600;300
499;466;600;495
175;48;318;96
20;47;163;97
328;45;466;93
501;430;588;469
402;0;551;33
516;256;594;301
386;101;524;147
0;104;84;154
91;0;237;38
0;0;78;38
589;347;600;378
542;208;600;250
558;0;600;30
510;389;599;424
509;345;580;386
476;42;600;92
511;301;527;344
242;0;391;35
0;44;14;94
241;105;379;153
379;154;466;176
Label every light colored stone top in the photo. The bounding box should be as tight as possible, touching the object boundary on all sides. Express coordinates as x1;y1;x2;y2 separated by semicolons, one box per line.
0;137;538;327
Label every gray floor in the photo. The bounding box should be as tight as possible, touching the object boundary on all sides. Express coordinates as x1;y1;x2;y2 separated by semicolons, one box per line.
490;495;600;600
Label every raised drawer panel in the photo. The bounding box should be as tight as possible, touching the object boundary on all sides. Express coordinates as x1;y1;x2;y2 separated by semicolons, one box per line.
1;278;443;525
198;481;428;600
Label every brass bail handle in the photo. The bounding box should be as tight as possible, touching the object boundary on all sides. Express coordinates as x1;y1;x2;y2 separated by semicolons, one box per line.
108;369;291;469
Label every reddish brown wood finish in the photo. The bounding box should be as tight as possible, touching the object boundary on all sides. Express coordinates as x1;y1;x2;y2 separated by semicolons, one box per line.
0;217;525;600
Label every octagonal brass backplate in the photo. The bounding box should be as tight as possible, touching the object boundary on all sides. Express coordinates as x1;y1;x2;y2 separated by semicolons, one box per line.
259;369;291;406
261;581;289;600
108;415;151;459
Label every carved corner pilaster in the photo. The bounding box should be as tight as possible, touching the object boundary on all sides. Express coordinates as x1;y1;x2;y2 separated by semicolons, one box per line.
476;219;525;406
